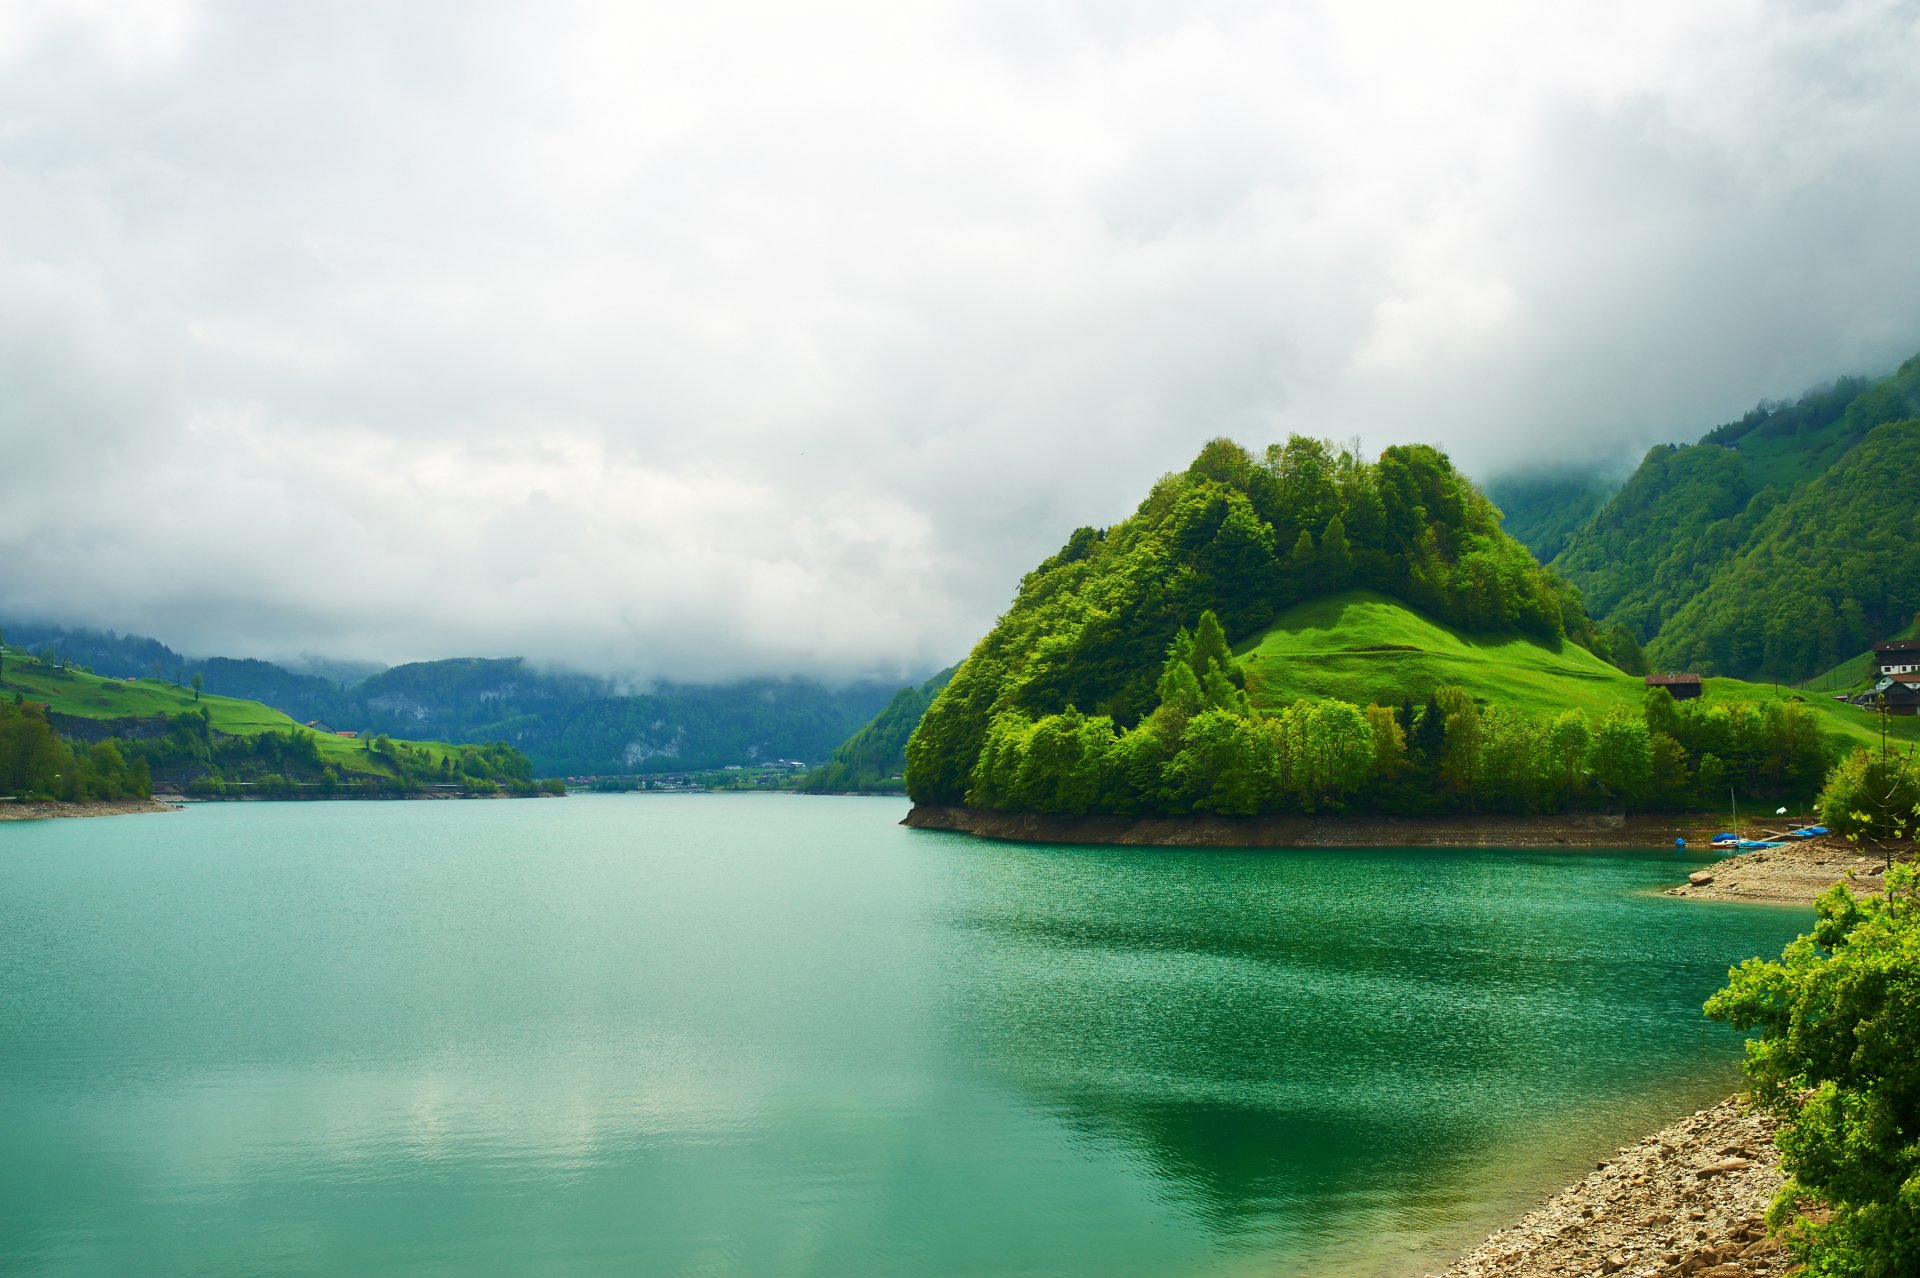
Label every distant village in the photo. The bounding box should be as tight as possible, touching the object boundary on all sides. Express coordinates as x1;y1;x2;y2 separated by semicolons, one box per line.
563;760;811;792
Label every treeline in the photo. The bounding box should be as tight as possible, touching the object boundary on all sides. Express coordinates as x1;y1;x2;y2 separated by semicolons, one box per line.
0;696;151;801
955;611;1831;819
908;436;1600;807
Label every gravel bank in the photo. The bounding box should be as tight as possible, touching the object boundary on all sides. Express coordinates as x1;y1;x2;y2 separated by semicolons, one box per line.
0;797;177;822
1664;836;1909;903
1429;1096;1789;1278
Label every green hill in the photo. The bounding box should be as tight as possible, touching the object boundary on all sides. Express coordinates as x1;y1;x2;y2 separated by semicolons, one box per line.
1;646;543;795
907;435;1597;808
905;435;1915;824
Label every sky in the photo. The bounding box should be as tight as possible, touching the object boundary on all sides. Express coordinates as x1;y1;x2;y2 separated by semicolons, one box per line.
3;0;1919;681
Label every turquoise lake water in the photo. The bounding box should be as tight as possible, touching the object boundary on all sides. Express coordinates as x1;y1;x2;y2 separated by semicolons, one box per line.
0;795;1809;1277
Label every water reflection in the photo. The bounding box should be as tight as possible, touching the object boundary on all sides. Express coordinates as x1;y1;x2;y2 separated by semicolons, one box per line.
928;839;1803;1260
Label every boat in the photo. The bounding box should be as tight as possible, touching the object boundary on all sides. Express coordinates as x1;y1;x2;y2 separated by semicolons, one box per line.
1710;832;1739;847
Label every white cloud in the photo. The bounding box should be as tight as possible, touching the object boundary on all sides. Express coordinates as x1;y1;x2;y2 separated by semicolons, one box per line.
2;0;1918;676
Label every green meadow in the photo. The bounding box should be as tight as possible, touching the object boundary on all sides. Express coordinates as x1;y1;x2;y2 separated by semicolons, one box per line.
1235;591;1918;753
1;652;468;776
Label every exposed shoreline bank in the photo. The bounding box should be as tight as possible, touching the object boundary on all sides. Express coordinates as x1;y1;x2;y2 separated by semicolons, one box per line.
0;797;178;822
903;803;1744;849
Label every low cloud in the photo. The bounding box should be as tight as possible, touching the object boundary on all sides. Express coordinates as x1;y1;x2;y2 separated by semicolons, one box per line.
3;0;1918;677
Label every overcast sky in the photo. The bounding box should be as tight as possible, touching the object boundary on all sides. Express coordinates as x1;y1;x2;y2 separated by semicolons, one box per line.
3;0;1918;680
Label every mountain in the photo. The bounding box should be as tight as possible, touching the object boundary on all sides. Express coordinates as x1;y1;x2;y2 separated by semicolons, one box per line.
1548;355;1920;681
1483;469;1621;562
801;666;956;793
1641;419;1920;679
0;618;906;776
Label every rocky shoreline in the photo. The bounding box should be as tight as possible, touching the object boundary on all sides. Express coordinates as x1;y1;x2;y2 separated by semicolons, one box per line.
1430;1096;1789;1278
0;797;178;822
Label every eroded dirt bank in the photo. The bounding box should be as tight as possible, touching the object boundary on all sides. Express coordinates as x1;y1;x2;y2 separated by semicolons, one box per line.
904;804;1739;849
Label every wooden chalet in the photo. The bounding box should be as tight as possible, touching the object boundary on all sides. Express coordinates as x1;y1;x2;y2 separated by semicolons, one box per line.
1644;672;1703;700
1873;639;1920;677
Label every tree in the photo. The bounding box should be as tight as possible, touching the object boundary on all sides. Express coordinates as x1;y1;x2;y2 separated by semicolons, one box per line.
1706;867;1920;1277
1817;745;1919;853
1545;709;1591;805
1608;622;1649;676
192;672;204;702
1588;705;1652;803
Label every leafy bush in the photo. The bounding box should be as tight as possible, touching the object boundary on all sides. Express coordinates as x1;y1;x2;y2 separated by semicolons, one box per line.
1706;865;1920;1276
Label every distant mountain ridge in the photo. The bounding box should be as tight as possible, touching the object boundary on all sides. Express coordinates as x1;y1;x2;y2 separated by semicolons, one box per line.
0;621;905;777
1539;353;1920;682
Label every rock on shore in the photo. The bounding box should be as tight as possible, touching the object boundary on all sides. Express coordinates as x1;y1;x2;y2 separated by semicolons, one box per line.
1431;1096;1788;1278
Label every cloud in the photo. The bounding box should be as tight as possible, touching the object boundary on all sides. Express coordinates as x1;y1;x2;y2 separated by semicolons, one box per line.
2;0;1918;676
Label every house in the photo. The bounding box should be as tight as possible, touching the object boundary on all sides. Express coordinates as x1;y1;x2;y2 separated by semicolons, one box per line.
1861;676;1920;716
336;730;359;739
1645;673;1703;700
1873;640;1920;677
306;719;336;734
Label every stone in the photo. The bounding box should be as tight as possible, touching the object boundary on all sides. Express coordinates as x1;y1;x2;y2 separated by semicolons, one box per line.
1688;871;1714;886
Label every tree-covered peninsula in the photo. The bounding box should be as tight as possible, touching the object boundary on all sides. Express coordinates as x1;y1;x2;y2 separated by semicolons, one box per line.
905;437;1907;824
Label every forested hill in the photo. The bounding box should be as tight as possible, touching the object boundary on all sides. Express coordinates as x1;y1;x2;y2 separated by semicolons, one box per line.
1547;354;1920;681
802;666;956;793
906;437;1597;807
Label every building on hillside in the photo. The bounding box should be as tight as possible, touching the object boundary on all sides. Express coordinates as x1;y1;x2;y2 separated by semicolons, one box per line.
1645;672;1703;700
306;719;336;734
1859;676;1920;716
1873;639;1920;677
336;730;359;739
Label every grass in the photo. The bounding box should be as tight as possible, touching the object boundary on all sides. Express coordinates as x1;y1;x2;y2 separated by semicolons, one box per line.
1235;590;1920;754
0;651;471;776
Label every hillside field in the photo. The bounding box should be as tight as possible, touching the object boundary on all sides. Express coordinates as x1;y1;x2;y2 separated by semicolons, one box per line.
0;654;469;776
1235;591;1920;754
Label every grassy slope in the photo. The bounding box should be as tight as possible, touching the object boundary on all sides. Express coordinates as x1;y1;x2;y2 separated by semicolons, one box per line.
1235;591;1919;753
0;654;466;775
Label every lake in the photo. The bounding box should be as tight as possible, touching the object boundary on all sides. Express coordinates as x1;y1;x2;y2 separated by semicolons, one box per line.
0;794;1807;1276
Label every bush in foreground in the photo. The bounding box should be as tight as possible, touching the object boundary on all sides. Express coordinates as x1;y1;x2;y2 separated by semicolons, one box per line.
1706;864;1920;1277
